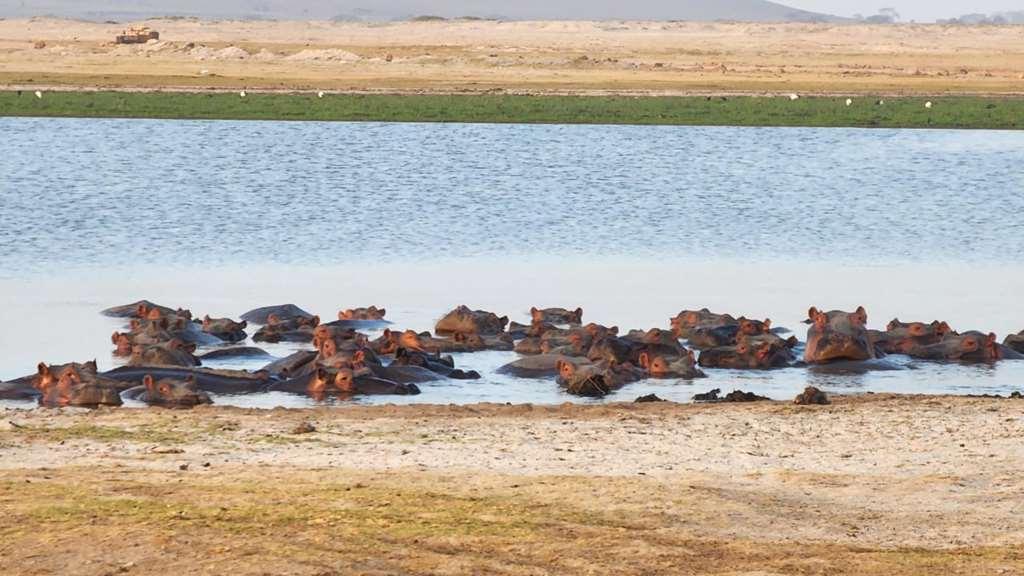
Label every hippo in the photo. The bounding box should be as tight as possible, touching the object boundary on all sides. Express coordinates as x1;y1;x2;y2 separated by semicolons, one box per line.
637;350;706;379
804;306;875;364
268;367;420;398
586;336;636;365
252;314;320;343
129;340;200;368
670;309;737;339
103;366;270;394
200;316;248;343
123;375;212;408
687;318;772;350
872;319;953;355
396;329;511;354
556;359;645;398
497;354;589;379
198;347;272;361
112;316;213;356
622;328;689;361
240;304;315;325
1005;331;1024;354
508;321;555;340
338;307;387;321
260;350;318;379
101;300;181;319
698;334;796;370
907;331;1023;363
390;348;480;380
435;306;509;336
34;362;123;408
530;307;584;326
0;379;39;400
514;337;544;356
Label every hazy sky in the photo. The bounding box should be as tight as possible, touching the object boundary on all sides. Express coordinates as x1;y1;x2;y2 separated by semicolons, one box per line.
784;0;1021;21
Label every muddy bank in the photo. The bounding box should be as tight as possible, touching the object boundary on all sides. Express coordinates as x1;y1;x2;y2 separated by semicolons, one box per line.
1;394;1022;574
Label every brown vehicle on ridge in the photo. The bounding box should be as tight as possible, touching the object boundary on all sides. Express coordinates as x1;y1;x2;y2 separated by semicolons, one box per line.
115;27;160;44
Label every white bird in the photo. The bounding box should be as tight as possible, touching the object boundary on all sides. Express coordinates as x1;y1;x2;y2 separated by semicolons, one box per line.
925;101;933;109
845;98;852;106
34;90;42;99
318;91;325;98
877;99;885;106
788;93;799;101
239;90;247;98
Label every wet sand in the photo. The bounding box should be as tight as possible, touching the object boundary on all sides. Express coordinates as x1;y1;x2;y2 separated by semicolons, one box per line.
3;19;1024;95
2;394;1022;574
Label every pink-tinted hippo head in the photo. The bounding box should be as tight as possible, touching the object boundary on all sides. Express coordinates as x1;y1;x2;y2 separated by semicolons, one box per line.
699;334;795;369
910;331;1002;363
638;350;704;379
804;306;873;364
670;309;737;339
34;362;122;408
338;306;387;321
879;319;952;354
140;374;212;408
530;307;584;326
435;306;508;336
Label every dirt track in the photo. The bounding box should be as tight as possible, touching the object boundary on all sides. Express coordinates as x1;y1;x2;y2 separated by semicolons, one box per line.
3;18;1024;95
2;394;1022;575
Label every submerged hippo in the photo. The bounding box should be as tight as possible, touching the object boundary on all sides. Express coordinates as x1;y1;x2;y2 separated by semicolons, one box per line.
200;316;248;343
34;362;123;408
908;331;1023;363
530;307;584;326
435;306;509;336
497;354;588;379
670;309;737;339
103;366;269;394
129;340;200;368
123;375;212;408
390;348;480;380
252;314;320;343
260;350;319;379
699;334;797;370
240;304;315;325
872;319;953;355
338;307;387;321
268;367;420;399
687;317;773;350
637;350;706;379
198;347;272;361
1005;331;1024;354
804;306;875;364
101;300;182;319
556;359;646;398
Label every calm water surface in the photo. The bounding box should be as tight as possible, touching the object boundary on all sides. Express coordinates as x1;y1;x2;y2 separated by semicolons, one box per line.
1;118;1023;407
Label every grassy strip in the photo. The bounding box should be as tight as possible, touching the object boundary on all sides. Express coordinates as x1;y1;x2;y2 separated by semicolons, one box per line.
0;90;1022;128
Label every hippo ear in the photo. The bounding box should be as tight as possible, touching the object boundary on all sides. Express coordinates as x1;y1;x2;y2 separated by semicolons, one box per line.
159;317;170;330
499;316;509;327
383;328;392;338
887;319;900;332
763;319;771;330
239;320;247;329
378;308;386;317
130;319;140;331
339;310;350;320
638;352;650;369
807;307;819;321
575;307;583;317
610;326;619;336
686;349;696;363
136;304;148;317
111;332;121;345
143;374;155;391
352;350;365;365
987;333;998;344
315;367;327;381
85;360;97;373
938;322;951;335
37;362;50;377
311;316;321;327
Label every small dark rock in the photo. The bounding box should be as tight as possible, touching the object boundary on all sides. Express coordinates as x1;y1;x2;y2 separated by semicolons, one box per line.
290;422;316;435
723;390;770;403
635;394;666;403
693;388;722;403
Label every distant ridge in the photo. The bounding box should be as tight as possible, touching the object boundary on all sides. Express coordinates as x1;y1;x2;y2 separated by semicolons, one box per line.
0;0;846;23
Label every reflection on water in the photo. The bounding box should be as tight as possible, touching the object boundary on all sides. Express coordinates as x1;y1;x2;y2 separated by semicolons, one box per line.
1;118;1023;406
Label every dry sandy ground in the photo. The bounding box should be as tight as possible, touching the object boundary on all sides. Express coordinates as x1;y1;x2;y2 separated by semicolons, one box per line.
2;18;1024;95
1;394;1022;575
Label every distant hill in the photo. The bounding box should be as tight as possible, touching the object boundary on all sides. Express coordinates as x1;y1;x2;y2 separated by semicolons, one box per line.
0;0;846;23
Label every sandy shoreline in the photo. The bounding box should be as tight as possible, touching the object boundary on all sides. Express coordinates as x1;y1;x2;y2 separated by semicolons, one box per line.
2;394;1022;574
3;18;1024;95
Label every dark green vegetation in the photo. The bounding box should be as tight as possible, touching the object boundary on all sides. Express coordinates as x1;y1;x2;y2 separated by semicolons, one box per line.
1;91;1023;128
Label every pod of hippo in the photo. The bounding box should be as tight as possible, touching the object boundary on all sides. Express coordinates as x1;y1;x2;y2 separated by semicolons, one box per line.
2;301;1023;409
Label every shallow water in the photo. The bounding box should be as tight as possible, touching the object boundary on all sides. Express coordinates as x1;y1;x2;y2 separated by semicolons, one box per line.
1;118;1023;407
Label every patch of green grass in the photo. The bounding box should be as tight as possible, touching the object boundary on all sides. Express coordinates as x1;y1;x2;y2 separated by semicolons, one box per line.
0;91;1022;128
6;423;188;444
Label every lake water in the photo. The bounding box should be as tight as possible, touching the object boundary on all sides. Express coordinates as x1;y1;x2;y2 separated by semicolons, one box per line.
1;117;1023;407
